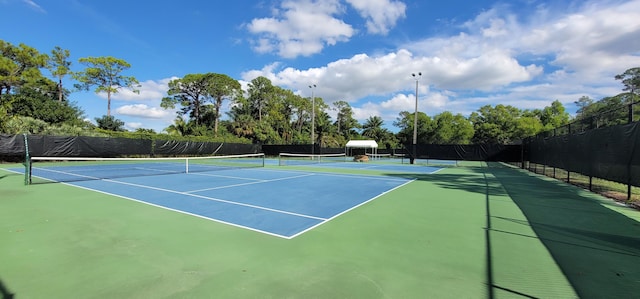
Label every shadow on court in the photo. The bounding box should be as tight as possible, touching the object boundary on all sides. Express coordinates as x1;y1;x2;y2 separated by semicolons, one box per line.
485;164;640;298
0;173;21;181
0;277;15;299
388;163;640;298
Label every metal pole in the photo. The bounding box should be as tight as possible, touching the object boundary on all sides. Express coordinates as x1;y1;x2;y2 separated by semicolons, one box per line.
309;84;316;156
411;72;421;164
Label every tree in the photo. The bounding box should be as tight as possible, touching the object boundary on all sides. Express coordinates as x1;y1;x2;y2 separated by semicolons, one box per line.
0;40;49;95
512;116;544;139
315;110;340;147
333;100;360;140
48;46;72;102
161;73;212;127
165;116;189;136
575;96;594;118
0;41;49;130
393;111;432;144
73;56;139;116
228;112;256;140
291;93;310;140
247;76;274;122
573;95;630;128
536;100;570;130
469;104;521;144
261;87;299;144
95;115;125;131
207;73;241;135
10;76;84;125
361;116;384;139
615;67;640;96
361;116;396;149
431;112;474;144
135;128;156;134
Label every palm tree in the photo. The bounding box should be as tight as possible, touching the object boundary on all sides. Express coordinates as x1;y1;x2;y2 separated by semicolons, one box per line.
165;116;189;136
361;116;384;139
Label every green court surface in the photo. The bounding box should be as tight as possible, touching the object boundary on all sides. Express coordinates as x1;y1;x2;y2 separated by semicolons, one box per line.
1;162;639;298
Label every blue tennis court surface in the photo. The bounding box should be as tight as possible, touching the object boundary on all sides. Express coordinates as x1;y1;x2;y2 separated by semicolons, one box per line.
276;160;444;174
23;166;427;238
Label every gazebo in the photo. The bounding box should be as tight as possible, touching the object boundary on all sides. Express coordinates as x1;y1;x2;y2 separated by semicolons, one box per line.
345;140;378;158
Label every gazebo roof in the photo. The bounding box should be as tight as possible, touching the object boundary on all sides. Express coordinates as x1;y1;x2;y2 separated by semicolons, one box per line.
345;140;378;148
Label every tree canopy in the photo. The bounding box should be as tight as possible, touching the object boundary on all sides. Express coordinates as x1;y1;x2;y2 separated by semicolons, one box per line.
2;39;638;147
73;56;139;116
48;46;72;102
0;41;85;132
615;67;640;95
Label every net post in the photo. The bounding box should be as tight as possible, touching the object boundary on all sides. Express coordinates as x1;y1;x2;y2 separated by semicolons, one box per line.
185;158;189;174
23;133;31;185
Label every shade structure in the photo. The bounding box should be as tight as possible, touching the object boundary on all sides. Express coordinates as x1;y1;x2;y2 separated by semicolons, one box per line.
345;140;378;158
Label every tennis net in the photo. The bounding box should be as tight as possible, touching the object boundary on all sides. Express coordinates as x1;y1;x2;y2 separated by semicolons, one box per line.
278;153;347;166
366;153;394;160
26;153;265;184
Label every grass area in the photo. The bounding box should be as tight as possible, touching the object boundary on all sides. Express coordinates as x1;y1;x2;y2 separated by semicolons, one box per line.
2;162;639;298
525;163;640;206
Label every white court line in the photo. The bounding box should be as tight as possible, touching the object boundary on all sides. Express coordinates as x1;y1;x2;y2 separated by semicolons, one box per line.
252;167;413;182
186;173;316;193
53;181;295;239
431;168;445;174
19;167;306;239
188;172;265;181
288;178;417;239
34;167;103;180
97;177;327;221
336;164;443;174
20;165;419;239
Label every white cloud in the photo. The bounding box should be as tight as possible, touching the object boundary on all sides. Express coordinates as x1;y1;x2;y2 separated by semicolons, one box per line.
243;47;541;103
345;0;406;35
246;0;355;58
245;0;408;57
22;0;45;13
518;0;640;76
109;77;177;101
115;104;171;119
125;122;143;130
241;0;640;130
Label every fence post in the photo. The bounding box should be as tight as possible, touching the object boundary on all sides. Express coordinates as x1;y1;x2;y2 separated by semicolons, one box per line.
627;101;633;201
568;123;571;134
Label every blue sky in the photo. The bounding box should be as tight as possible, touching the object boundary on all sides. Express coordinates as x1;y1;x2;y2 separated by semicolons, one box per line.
3;0;640;132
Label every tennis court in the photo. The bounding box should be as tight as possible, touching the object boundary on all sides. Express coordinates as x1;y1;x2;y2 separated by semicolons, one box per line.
275;152;448;173
12;155;424;238
2;158;640;298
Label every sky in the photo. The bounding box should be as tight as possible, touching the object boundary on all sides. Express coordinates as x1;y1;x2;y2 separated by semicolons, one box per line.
2;0;640;133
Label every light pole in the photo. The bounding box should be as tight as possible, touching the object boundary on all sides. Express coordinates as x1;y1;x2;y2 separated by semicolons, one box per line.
309;84;316;155
411;72;421;164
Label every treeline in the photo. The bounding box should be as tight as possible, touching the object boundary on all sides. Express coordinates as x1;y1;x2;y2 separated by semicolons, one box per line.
1;40;638;147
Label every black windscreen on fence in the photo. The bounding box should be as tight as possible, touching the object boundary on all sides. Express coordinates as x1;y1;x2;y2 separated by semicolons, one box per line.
262;144;317;156
262;144;344;156
154;140;221;156
525;122;640;187
0;134;25;157
406;143;522;162
26;135;152;157
0;135;260;158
